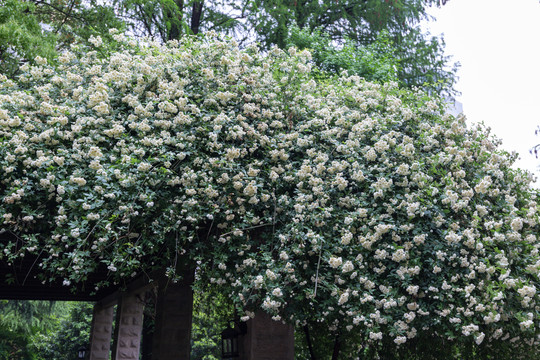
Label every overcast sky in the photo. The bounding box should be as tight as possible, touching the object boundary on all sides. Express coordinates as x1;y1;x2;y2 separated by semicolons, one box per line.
423;0;540;184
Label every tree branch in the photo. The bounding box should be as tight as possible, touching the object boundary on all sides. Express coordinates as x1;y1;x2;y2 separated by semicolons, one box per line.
303;324;317;360
54;0;77;34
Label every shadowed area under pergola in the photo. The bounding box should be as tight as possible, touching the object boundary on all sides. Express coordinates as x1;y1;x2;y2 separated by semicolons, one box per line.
0;231;293;359
0;231;119;301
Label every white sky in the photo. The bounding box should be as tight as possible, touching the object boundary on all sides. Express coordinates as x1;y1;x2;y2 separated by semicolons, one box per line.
423;0;540;184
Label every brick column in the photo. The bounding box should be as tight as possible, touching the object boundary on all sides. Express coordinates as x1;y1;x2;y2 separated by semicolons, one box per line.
151;274;194;360
112;293;145;360
89;303;115;360
241;311;295;360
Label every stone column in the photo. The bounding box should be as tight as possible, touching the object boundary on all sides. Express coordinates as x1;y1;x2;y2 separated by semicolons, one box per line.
241;311;295;360
89;303;115;360
151;274;194;360
112;293;145;360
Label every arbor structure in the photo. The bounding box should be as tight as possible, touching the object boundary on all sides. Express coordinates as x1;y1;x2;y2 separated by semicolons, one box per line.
1;34;540;358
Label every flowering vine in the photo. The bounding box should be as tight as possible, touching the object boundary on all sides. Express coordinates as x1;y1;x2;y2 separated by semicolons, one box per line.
1;32;540;353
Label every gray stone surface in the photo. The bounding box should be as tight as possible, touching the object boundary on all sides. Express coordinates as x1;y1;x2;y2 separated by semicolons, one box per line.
89;304;115;360
112;294;145;360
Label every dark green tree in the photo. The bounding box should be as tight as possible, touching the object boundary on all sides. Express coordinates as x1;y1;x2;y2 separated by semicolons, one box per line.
248;0;458;96
0;0;56;77
0;0;124;78
2;1;458;95
110;0;244;42
286;26;400;84
31;302;94;360
108;0;458;95
243;0;436;48
29;0;125;47
0;300;63;360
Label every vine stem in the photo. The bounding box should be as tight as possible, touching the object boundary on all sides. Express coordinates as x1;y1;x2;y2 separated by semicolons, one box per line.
314;241;323;298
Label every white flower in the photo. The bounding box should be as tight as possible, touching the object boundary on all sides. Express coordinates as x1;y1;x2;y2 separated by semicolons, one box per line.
520;320;534;330
474;176;492;194
364;148;377;161
88;146;103;158
243;182;257;197
475;332;485;345
342;261;354;273
510;217;523;232
272;288;283;297
70;177;87;186
138;162;152;172
341;231;353;245
518;285;536;298
392;249;407;262
329;256;342;268
88;35;103;47
266;269;277;281
406;285;419;296
338;292;349;305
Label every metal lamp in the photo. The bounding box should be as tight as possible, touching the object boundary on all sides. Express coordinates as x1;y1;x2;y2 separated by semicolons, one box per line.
77;345;88;360
221;324;239;359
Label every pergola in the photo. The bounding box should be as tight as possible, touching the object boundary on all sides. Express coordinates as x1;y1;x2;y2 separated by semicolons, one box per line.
0;233;294;360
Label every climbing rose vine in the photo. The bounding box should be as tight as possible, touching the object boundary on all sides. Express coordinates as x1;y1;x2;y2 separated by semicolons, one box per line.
1;32;540;354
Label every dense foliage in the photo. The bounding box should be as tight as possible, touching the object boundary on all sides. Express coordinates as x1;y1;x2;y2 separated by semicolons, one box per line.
31;302;93;360
1;0;458;97
0;0;122;78
0;300;66;360
1;34;540;357
0;0;57;77
285;26;400;84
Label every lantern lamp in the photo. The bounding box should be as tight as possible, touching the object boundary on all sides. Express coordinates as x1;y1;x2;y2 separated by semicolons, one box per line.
77;345;88;359
221;325;239;359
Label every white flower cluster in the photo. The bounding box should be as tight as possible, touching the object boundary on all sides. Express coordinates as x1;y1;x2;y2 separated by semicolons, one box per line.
1;34;540;350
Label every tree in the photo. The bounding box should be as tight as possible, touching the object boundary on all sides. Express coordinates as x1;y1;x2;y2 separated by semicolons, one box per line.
0;0;124;78
0;0;56;77
31;302;94;360
29;0;125;47
0;300;63;360
1;34;540;357
285;26;400;84
109;0;244;41
243;0;435;47
0;1;458;96
70;0;458;95
190;288;234;360
247;0;458;96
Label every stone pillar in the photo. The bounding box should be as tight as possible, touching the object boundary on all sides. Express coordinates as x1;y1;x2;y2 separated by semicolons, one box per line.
241;311;295;360
112;293;145;360
89;303;115;360
151;275;194;360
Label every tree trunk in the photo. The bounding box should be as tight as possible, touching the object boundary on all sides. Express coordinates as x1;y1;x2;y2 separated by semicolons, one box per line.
303;324;317;360
167;0;184;40
331;334;340;360
190;1;204;34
